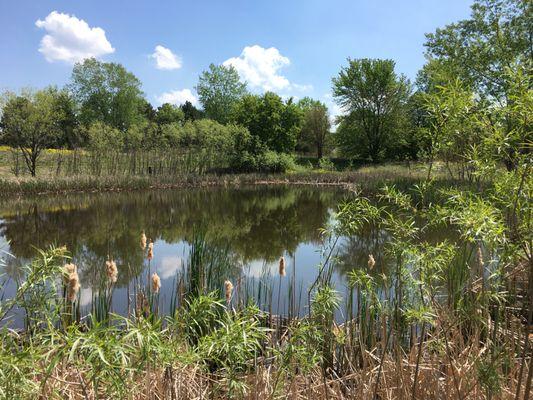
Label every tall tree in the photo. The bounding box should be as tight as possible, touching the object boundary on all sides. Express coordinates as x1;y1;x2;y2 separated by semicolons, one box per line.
424;0;532;103
232;92;302;153
298;98;331;158
180;101;204;121
0;88;64;176
423;0;532;169
332;58;411;161
154;103;184;125
196;64;247;124
69;58;145;131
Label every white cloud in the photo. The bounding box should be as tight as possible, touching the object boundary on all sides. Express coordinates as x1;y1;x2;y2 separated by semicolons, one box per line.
158;255;183;280
35;11;114;63
223;45;292;92
156;89;199;106
151;45;182;70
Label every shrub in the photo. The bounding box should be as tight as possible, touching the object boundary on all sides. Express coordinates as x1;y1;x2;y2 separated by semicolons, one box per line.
318;157;335;171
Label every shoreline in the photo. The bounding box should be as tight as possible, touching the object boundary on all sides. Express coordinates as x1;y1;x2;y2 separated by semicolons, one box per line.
0;167;458;198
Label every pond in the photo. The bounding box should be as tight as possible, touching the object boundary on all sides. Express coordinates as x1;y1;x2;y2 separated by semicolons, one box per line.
0;185;453;326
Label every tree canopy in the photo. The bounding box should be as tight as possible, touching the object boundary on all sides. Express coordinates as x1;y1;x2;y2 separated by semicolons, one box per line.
232;92;302;154
69;58;145;131
332;58;411;161
196;64;248;124
0;87;66;176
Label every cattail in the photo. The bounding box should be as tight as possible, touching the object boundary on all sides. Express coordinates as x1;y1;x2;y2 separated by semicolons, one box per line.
224;280;234;304
66;269;80;302
368;254;376;270
147;240;154;260
105;259;118;283
63;263;77;285
476;246;483;274
279;256;286;277
140;231;147;251
151;272;161;293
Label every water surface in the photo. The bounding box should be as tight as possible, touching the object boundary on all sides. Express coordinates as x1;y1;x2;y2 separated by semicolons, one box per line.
0;185;454;324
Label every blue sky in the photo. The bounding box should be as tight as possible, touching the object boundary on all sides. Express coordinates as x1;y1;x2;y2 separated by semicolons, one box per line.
0;0;474;113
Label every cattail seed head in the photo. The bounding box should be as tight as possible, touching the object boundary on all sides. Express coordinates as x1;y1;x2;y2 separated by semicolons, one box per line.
224;280;234;304
140;231;147;251
151;272;161;293
63;263;77;285
105;259;118;283
147;241;154;260
64;264;80;302
368;254;376;270
279;256;286;277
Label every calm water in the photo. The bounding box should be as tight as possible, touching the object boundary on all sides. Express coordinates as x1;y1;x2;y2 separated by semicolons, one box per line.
0;185;452;325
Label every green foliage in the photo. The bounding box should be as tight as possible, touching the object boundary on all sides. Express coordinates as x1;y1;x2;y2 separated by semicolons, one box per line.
180;100;204;121
332;58;411;161
298;99;331;158
424;0;531;102
317;157;335;171
232;92;303;153
154;103;185;125
422;0;532;171
197;305;266;372
0;246;67;331
69;58;145;131
0;87;68;176
196;64;247;124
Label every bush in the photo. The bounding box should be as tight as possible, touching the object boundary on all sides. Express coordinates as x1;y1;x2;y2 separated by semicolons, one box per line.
318;157;335;171
257;151;295;173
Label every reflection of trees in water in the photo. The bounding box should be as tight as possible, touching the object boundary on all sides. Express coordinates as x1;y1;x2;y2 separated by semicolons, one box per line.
0;186;347;286
334;224;392;276
334;221;460;278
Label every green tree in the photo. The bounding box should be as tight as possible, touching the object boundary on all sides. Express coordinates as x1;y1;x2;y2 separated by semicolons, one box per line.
424;0;531;103
232;92;302;153
180;101;204;122
69;58;145;131
420;78;478;179
154;103;184;126
196;64;247;124
332;58;411;161
298;98;331;158
0;88;64;176
138;99;156;122
423;0;532;169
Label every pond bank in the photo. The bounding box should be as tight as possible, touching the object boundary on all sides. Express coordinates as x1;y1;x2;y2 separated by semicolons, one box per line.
0;164;459;198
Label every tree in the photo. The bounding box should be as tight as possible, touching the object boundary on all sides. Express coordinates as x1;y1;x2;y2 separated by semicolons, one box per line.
423;0;532;169
138;99;156;122
154;103;184;125
196;64;247;124
420;79;478;179
180;101;204;121
69;58;145;131
424;0;531;104
232;92;302;153
298;98;331;158
0;88;64;176
332;58;411;161
51;89;79;149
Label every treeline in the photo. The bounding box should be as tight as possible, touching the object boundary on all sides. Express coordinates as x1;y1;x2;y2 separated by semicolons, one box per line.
0;0;530;177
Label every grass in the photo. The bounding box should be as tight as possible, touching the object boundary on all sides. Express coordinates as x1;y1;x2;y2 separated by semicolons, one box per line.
0;176;530;399
0;147;466;198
